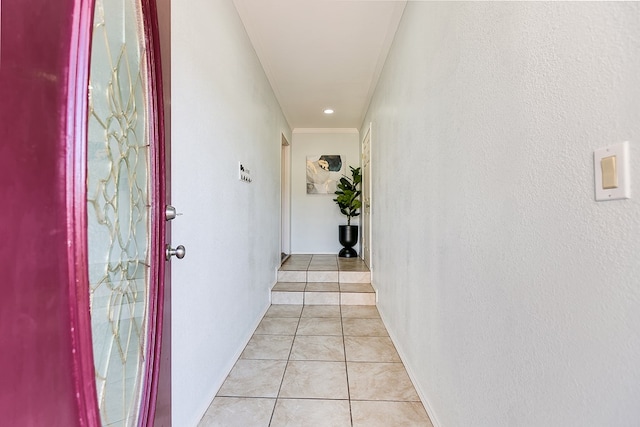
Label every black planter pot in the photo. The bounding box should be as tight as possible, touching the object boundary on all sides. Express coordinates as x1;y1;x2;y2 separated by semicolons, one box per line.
338;225;359;258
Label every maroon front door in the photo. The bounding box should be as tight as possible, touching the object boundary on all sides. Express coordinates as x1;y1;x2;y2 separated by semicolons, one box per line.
0;0;170;425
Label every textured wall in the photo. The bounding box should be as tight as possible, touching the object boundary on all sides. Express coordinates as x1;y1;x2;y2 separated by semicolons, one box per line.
171;0;290;424
362;3;640;426
290;129;361;254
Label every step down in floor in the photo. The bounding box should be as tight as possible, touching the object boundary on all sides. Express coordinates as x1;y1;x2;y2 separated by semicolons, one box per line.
271;282;376;305
271;255;376;305
274;254;374;306
277;270;371;284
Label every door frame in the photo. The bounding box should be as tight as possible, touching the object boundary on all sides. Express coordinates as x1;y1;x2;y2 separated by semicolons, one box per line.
140;0;169;424
280;134;291;262
361;123;372;268
67;1;102;424
154;0;172;424
81;0;168;424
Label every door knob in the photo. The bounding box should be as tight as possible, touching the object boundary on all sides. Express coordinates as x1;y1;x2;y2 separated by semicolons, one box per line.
166;244;186;260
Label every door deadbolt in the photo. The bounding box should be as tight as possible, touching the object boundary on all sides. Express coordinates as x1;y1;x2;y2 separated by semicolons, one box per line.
165;205;177;221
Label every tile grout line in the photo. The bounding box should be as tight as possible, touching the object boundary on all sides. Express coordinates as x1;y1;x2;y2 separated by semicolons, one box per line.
267;308;302;426
339;301;355;427
272;255;373;424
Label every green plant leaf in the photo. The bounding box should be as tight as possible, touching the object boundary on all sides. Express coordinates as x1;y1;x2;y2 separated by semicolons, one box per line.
333;166;362;222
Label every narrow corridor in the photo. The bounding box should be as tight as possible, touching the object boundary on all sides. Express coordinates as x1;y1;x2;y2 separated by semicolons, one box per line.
198;255;433;426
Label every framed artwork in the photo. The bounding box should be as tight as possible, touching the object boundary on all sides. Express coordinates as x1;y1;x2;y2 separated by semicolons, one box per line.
306;154;344;194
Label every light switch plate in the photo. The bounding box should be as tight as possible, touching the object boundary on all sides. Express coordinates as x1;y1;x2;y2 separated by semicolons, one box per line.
594;142;630;201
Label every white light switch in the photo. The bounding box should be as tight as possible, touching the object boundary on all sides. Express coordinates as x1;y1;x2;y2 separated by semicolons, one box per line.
601;155;618;189
594;142;630;201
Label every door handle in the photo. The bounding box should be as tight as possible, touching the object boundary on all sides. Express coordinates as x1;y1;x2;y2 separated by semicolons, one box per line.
166;244;186;260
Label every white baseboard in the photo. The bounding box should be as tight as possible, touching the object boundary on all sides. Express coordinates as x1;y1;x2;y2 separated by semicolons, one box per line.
192;302;271;426
378;308;442;427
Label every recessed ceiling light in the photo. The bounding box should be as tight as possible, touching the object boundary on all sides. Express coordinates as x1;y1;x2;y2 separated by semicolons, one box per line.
323;108;334;115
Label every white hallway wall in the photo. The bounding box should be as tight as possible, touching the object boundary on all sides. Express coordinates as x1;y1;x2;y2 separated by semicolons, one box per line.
362;3;640;426
171;0;290;424
290;129;360;254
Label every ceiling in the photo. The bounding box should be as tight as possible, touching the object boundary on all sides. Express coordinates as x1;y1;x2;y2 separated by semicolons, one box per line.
232;0;407;129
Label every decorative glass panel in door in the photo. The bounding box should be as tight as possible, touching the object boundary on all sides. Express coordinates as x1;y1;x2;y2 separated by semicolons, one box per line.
87;0;154;425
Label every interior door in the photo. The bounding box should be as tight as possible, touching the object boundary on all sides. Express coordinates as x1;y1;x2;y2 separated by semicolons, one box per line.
362;126;372;267
86;0;171;425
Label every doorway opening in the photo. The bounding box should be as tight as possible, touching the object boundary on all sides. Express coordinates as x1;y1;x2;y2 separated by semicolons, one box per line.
281;134;291;264
362;124;372;268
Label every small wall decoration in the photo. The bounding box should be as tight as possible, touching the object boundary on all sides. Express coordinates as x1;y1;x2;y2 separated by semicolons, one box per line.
306;155;343;194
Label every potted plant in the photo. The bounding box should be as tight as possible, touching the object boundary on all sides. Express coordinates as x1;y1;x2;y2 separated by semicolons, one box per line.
333;166;362;257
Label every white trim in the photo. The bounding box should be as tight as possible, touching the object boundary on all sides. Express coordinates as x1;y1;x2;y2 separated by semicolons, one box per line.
290;251;336;255
194;302;271;426
357;2;407;127
361;123;372;273
280;134;291;259
378;306;442;427
292;128;359;134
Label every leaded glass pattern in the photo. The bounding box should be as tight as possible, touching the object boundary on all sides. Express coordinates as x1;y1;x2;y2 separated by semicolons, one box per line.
87;0;150;425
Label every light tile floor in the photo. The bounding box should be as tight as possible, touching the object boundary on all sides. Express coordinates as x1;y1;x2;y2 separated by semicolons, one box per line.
274;255;375;306
199;305;433;427
279;254;370;273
